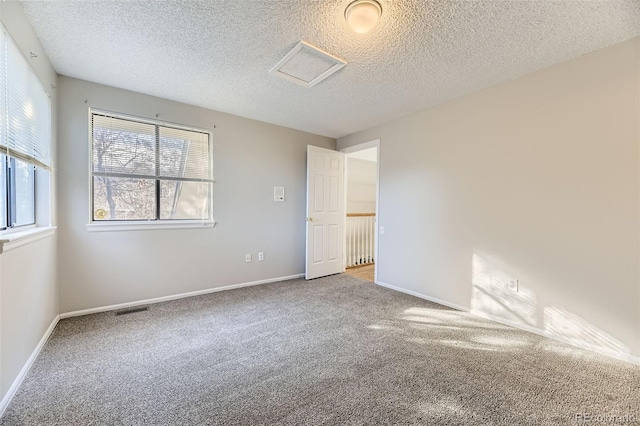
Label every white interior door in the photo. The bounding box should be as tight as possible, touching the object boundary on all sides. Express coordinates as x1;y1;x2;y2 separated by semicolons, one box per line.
306;145;345;280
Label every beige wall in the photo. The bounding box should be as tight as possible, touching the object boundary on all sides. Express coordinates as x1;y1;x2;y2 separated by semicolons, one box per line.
57;76;335;313
0;1;59;403
346;158;377;214
0;238;57;398
338;37;640;362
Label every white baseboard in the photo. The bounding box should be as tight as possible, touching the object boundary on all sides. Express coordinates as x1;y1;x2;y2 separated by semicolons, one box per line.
60;273;304;319
0;314;60;418
376;281;640;366
376;281;470;312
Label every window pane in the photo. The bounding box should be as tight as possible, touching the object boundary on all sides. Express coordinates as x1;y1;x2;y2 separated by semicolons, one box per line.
160;180;210;220
92;115;156;177
0;155;6;229
159;127;210;180
12;158;35;226
93;176;155;221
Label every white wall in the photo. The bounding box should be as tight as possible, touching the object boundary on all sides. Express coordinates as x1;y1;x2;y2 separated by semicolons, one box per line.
57;77;335;313
338;37;640;362
0;1;58;403
346;157;376;213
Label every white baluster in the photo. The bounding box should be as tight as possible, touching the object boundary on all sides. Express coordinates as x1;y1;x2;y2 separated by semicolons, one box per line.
366;216;370;263
371;216;374;262
364;216;368;263
350;218;355;267
346;218;350;268
356;218;359;265
348;218;352;267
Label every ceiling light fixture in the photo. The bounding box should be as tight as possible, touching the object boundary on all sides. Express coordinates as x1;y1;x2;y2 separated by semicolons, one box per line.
345;0;382;34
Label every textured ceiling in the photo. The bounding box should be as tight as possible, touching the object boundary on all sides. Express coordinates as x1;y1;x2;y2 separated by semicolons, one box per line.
20;0;640;138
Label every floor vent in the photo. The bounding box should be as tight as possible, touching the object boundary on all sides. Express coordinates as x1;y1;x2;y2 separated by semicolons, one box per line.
115;306;149;316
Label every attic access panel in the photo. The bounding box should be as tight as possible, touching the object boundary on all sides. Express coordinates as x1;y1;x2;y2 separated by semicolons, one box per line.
270;41;347;88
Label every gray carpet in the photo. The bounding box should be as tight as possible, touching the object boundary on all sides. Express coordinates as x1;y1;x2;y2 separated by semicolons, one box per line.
2;275;639;425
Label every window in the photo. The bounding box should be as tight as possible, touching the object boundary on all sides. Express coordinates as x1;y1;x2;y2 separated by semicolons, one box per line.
9;157;36;227
0;24;51;232
90;112;213;223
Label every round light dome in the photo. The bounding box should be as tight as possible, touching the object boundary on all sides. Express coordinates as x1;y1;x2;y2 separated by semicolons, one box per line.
345;0;382;34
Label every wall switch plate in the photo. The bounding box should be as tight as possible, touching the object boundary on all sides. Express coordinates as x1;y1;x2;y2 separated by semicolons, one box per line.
508;279;518;292
245;253;252;263
258;252;264;261
274;187;285;202
379;226;385;235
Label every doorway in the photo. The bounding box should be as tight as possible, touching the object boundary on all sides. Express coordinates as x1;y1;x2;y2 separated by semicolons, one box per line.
341;140;379;283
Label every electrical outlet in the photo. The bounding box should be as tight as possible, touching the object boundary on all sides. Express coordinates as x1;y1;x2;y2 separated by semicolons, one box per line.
508;279;518;292
245;253;252;263
258;252;264;261
274;187;285;202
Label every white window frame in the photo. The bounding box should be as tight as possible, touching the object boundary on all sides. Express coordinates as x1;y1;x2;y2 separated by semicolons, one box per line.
86;109;215;232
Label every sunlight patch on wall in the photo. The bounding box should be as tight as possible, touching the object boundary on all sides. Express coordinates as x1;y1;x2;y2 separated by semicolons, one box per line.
470;254;537;327
543;306;629;358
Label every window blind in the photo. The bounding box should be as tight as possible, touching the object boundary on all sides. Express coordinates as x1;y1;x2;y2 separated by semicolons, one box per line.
91;113;212;182
0;24;51;170
91;111;213;222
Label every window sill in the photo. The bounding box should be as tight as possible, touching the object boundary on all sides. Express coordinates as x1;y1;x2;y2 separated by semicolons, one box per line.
0;226;57;254
86;220;216;233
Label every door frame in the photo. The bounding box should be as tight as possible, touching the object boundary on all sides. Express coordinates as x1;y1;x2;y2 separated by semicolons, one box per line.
340;139;380;283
